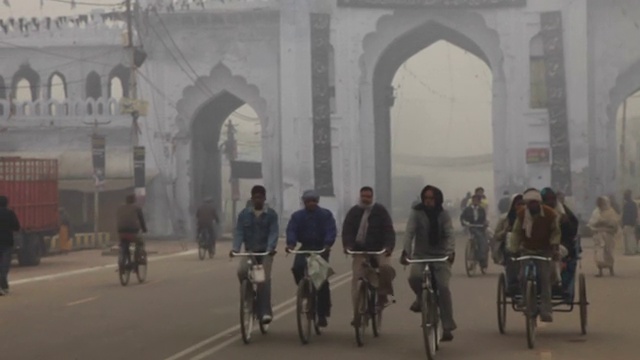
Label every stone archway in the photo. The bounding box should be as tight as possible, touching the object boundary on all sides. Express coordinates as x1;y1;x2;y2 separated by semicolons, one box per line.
174;63;273;233
358;10;506;208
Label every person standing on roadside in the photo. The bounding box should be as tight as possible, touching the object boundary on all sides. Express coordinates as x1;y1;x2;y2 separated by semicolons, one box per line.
0;196;20;296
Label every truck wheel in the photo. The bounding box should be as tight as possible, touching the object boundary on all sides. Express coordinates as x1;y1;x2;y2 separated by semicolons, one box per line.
18;235;42;267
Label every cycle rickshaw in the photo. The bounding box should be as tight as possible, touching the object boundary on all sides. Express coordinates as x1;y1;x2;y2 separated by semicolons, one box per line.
496;237;588;349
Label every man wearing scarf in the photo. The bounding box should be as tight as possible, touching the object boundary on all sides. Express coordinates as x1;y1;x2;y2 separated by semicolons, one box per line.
286;190;337;328
342;187;396;316
401;185;457;341
541;188;579;260
509;188;561;322
460;194;489;271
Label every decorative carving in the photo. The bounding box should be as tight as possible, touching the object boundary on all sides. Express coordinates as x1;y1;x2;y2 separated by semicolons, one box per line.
337;0;526;9
310;13;334;196
541;11;572;195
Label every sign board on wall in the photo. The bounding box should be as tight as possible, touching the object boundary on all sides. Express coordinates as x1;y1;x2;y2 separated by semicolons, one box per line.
526;148;550;164
337;0;526;9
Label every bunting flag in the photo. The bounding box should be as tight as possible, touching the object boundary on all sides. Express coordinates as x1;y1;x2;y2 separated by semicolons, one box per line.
3;0;9;7
40;0;44;8
0;20;7;34
71;0;76;9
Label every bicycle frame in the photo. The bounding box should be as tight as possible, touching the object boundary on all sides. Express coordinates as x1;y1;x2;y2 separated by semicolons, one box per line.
286;248;328;282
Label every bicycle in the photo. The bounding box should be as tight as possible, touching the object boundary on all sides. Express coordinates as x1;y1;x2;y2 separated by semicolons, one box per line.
118;237;147;286
230;251;271;344
197;227;214;260
346;249;389;347
405;256;450;360
286;248;328;345
463;223;488;277
513;255;552;349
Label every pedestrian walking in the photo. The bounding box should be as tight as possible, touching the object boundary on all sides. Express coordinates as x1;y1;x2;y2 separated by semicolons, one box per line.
622;190;638;255
0;195;20;295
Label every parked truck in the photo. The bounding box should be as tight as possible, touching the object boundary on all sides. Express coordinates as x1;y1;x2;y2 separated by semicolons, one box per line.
0;157;59;266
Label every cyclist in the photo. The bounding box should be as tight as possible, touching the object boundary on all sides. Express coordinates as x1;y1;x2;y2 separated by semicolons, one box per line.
116;194;147;269
508;188;561;323
342;186;396;315
460;194;489;271
196;197;219;254
492;193;524;294
286;189;337;328
401;185;456;341
231;185;279;325
467;187;489;210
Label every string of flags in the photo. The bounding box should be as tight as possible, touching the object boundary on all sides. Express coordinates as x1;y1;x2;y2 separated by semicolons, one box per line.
3;1;80;10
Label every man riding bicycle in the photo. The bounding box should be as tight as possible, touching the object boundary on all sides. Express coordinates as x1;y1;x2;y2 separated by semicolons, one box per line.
116;194;147;267
342;186;396;317
196;197;219;254
401;185;457;342
231;185;279;325
508;188;561;323
286;190;337;328
460;194;490;271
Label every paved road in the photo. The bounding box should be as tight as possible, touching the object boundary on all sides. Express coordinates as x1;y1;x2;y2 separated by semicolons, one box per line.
1;237;639;360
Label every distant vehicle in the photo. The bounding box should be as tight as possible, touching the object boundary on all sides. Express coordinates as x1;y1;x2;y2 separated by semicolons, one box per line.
0;157;59;266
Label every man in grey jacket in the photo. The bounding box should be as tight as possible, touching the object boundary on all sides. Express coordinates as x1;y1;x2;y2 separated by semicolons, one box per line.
401;185;457;341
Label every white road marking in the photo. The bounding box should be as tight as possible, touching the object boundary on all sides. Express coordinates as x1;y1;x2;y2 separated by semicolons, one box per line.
10;250;197;287
66;296;98;306
189;274;355;360
164;271;354;360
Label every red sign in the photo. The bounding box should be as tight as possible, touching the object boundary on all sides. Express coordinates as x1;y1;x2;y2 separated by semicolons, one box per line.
526;148;550;164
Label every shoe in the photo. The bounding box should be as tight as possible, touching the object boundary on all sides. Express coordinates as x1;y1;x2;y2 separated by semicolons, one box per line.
317;316;328;328
441;331;454;342
261;315;273;324
410;300;421;313
0;288;7;296
540;314;553;323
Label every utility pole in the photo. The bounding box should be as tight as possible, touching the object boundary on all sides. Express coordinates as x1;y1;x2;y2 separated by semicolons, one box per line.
621;99;628;190
126;0;139;146
225;121;239;228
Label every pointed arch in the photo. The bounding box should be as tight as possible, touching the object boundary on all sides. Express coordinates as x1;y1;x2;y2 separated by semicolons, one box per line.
12;63;40;101
48;71;67;100
86;71;102;100
108;64;130;98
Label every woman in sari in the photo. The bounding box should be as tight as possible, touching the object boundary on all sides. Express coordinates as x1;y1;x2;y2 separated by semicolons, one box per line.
588;196;620;277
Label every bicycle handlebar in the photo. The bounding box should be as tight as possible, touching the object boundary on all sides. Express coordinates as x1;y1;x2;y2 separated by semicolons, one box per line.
285;248;327;255
345;249;387;255
512;255;552;262
404;256;450;264
230;251;271;257
463;223;487;228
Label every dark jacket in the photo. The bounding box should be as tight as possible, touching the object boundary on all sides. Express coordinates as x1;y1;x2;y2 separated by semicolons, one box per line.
286;207;337;250
510;205;560;253
116;204;147;234
0;204;20;247
233;206;279;252
560;204;580;258
622;199;638;227
196;203;219;227
342;203;395;252
460;205;487;226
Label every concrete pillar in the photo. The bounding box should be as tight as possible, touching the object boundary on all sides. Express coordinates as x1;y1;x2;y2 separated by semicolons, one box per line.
279;0;314;222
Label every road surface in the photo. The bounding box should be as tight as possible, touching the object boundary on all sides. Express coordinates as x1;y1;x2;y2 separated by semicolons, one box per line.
1;237;639;360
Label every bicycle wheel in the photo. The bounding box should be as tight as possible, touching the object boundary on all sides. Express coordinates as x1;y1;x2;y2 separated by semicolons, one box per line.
136;249;147;283
525;280;537;349
354;280;368;347
421;288;437;360
497;273;507;334
465;240;476;277
119;249;131;286
579;273;587;335
198;235;206;261
240;280;254;344
296;279;312;344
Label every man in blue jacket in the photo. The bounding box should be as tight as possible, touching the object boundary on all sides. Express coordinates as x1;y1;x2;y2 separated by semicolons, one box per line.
286;190;337;327
231;185;279;325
